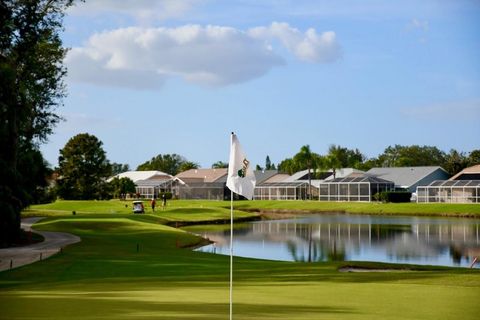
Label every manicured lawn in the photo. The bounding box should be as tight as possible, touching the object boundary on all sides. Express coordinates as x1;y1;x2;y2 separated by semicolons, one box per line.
234;200;480;216
1;200;479;319
25;199;480;218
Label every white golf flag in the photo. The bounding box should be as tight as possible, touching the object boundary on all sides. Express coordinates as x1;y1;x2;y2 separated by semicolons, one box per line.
226;133;256;200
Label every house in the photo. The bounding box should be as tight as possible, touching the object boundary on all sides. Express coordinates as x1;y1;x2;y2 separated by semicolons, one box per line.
253;168;366;201
318;175;394;202
416;164;480;203
109;170;175;199
366;166;450;192
450;164;480;180
175;168;228;200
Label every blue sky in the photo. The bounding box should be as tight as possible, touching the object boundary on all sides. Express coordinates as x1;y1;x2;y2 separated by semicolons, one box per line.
41;0;480;169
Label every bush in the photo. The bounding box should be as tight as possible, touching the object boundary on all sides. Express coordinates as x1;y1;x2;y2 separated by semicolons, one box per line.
374;191;412;203
159;192;173;200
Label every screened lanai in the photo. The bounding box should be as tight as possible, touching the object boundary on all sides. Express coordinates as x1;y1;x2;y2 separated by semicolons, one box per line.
254;182;308;200
417;180;480;203
318;176;394;202
135;178;182;199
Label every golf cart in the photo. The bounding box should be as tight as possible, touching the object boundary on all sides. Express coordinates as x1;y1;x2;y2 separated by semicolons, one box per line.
132;201;145;214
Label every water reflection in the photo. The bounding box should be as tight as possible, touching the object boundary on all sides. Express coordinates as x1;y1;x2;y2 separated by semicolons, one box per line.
194;214;480;268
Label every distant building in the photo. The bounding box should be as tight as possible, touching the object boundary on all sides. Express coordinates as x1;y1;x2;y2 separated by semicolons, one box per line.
318;175;394;202
253;168;366;201
450;164;480;181
108;170;175;199
367;166;449;192
416;164;480;203
175;168;228;200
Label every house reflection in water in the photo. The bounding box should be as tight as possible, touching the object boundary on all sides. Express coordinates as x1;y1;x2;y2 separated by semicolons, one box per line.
194;214;480;268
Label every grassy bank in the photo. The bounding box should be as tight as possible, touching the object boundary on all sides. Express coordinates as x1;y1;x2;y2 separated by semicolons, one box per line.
1;199;478;319
235;200;480;217
26;199;480;218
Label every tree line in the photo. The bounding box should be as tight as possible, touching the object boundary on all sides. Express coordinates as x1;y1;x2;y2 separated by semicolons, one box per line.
17;132;480;208
276;144;480;177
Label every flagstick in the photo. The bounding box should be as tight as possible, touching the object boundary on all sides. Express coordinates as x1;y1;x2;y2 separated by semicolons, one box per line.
230;190;234;320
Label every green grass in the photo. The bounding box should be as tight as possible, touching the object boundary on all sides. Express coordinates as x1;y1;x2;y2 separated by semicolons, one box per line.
234;200;480;217
25;199;480;219
1;200;479;319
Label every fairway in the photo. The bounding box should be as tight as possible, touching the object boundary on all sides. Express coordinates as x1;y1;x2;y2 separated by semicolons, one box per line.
1;200;479;319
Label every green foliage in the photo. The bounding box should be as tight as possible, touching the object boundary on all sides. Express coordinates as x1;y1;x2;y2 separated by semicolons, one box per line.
278;158;298;174
109;177;136;200
137;154;197;175
468;149;480;165
327;144;365;168
0;0;75;245
178;161;199;173
111;163;130;175
158;192;173;200
376;145;446;167
279;144;478;178
265;155;275;170
56;133;112;200
211;161;228;169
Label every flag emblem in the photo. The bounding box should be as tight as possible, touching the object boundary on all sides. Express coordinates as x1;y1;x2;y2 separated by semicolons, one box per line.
237;158;250;178
227;133;256;199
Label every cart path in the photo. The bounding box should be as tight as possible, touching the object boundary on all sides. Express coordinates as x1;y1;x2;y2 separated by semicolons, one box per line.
0;217;81;272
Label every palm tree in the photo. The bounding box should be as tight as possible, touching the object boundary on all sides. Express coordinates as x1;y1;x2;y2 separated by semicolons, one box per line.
294;145;315;199
326;154;341;179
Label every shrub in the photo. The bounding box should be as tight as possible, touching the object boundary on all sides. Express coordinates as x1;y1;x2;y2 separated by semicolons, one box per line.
159;192;173;200
374;191;412;203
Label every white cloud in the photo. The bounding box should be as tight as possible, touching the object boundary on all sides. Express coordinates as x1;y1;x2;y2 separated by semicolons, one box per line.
66;23;341;89
249;22;341;63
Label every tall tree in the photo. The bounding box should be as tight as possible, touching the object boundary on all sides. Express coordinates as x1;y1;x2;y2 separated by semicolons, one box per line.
377;145;446;167
443;149;468;176
0;0;75;246
265;155;275;170
278;158;299;175
109;177;136;200
137;154;196;175
178;161;199;173
56;133;112;200
211;161;228;169
111;163;130;176
468;150;480;166
294;145;317;198
327;145;365;168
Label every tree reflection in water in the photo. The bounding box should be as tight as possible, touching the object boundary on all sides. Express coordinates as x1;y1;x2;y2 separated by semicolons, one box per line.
194;214;480;267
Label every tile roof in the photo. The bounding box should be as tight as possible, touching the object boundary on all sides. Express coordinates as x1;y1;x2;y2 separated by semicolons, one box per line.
176;168;228;183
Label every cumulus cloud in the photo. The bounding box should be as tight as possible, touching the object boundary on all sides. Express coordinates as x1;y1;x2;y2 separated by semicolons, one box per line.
66;23;341;89
249;22;341;63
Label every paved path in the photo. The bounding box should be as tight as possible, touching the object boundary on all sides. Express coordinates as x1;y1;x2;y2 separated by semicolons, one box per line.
0;217;81;272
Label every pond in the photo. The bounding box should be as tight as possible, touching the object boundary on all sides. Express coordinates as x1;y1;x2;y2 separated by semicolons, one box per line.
193;213;480;268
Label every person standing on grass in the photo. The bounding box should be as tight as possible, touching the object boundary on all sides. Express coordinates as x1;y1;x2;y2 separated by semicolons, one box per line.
150;198;156;212
162;193;167;210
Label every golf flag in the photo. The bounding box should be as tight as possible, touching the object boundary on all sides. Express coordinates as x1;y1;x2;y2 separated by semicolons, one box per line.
226;133;256;200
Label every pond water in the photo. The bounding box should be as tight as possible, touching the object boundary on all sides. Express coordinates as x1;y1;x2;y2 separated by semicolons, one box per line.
194;214;480;268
